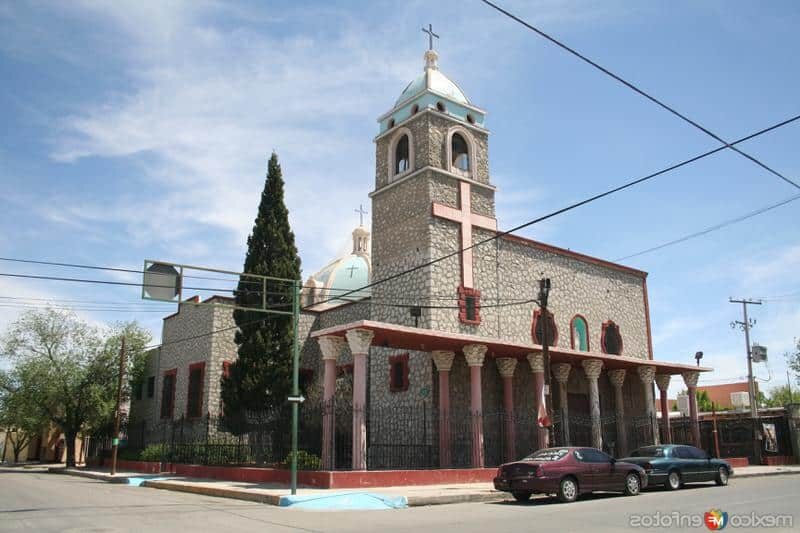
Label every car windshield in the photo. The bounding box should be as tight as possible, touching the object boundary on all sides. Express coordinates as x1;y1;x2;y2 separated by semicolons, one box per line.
522;448;570;462
630;446;667;457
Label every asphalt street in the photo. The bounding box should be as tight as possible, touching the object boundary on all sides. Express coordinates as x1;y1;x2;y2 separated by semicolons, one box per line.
0;469;797;532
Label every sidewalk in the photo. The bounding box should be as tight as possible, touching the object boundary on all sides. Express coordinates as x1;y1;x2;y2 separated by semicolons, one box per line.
48;464;800;508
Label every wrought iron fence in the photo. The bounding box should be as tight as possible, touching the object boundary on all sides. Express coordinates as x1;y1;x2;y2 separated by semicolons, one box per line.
92;405;794;470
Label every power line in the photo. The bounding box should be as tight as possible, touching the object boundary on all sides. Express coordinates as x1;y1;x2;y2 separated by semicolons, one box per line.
479;0;800;191
0;272;237;293
0;296;174;307
313;113;800;307
0;303;169;313
615;192;800;261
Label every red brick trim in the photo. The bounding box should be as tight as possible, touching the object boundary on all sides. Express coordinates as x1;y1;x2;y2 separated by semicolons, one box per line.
161;368;177;419
388;353;410;392
569;314;590;351
531;309;558;347
601;320;624;355
457;286;481;325
186;362;205;419
642;278;654;360
222;360;232;379
500;233;648;278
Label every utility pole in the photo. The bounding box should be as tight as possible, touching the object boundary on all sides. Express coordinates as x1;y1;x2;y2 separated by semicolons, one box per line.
730;298;762;465
110;336;126;476
539;278;552;448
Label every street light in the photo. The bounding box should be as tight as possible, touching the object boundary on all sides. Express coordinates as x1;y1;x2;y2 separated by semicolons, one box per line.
694;351;704;367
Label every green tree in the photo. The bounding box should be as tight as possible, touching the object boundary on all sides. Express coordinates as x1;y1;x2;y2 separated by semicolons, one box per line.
0;372;49;463
1;310;151;467
763;385;800;407
221;152;301;422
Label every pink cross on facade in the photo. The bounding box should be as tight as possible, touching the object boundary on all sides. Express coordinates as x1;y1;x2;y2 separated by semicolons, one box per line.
432;181;497;289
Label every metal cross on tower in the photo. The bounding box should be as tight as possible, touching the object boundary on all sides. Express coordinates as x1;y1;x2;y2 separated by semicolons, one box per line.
422;23;439;50
354;204;368;226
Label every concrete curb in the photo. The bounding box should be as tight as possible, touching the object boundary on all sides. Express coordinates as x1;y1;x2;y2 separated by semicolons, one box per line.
732;469;800;480
48;467;131;484
407;492;507;507
141;480;281;505
46;466;800;508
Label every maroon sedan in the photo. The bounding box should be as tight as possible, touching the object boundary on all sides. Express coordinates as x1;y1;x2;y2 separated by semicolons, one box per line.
493;447;647;503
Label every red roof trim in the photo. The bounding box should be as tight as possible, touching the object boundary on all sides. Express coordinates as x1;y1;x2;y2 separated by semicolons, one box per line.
499;233;648;278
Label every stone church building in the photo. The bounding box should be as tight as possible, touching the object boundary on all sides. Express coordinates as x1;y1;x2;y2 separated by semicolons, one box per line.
130;44;711;472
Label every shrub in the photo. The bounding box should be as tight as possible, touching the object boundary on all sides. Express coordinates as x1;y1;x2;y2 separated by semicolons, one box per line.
283;450;321;471
139;444;169;463
117;448;142;461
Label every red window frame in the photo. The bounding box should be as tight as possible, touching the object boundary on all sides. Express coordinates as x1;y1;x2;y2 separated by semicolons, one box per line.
601;320;623;355
388;353;410;392
160;368;177;419
337;363;354;376
458;286;481;325
186;362;205;419
531;309;559;347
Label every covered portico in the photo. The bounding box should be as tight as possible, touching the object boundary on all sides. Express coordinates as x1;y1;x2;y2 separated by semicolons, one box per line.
311;320;712;471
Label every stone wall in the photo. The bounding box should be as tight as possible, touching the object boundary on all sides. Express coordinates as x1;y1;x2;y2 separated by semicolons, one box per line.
156;301;216;420
427;217;651;360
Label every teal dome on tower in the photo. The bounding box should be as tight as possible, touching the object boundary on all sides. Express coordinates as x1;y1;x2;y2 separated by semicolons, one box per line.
378;49;486;134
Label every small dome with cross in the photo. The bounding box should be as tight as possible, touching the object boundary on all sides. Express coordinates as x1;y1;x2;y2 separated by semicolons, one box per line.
303;226;371;309
395;50;470;107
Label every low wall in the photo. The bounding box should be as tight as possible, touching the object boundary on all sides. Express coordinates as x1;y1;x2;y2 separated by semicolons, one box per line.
89;457;498;488
135;464;497;489
765;455;795;466
724;457;749;468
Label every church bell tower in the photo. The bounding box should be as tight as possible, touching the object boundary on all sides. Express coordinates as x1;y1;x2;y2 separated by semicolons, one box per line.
370;30;496;332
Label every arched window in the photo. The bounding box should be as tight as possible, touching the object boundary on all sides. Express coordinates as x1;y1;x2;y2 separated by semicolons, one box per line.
601;321;623;355
452;133;469;171
395;134;410;175
531;309;558;347
571;315;589;352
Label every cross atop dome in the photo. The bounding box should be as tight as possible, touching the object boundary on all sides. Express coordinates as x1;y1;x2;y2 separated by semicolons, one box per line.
421;23;439;51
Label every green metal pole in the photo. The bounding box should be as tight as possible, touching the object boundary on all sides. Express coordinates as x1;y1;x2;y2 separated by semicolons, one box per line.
290;279;301;495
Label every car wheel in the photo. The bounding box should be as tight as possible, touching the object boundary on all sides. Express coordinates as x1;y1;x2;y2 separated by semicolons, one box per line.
624;473;641;496
665;470;681;491
558;477;578;503
512;491;531;502
715;466;729;486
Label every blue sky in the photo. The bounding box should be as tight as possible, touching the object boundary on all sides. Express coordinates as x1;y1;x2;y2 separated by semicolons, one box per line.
1;1;798;397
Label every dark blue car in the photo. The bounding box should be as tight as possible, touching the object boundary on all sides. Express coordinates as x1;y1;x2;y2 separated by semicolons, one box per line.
620;444;733;490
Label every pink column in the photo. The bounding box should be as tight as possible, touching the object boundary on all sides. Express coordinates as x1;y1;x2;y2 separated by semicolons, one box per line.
345;328;374;471
496;358;518;462
432;351;455;468
608;369;628;457
683;371;701;446
528;352;548;450
655;374;672;444
317;335;343;470
551;363;572;445
638;366;660;445
463;344;487;468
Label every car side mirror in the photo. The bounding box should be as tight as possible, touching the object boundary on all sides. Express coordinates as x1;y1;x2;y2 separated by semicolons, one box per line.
610;457;617;464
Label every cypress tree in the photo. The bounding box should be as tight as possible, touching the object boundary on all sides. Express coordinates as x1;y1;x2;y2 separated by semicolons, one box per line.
221;152;301;423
